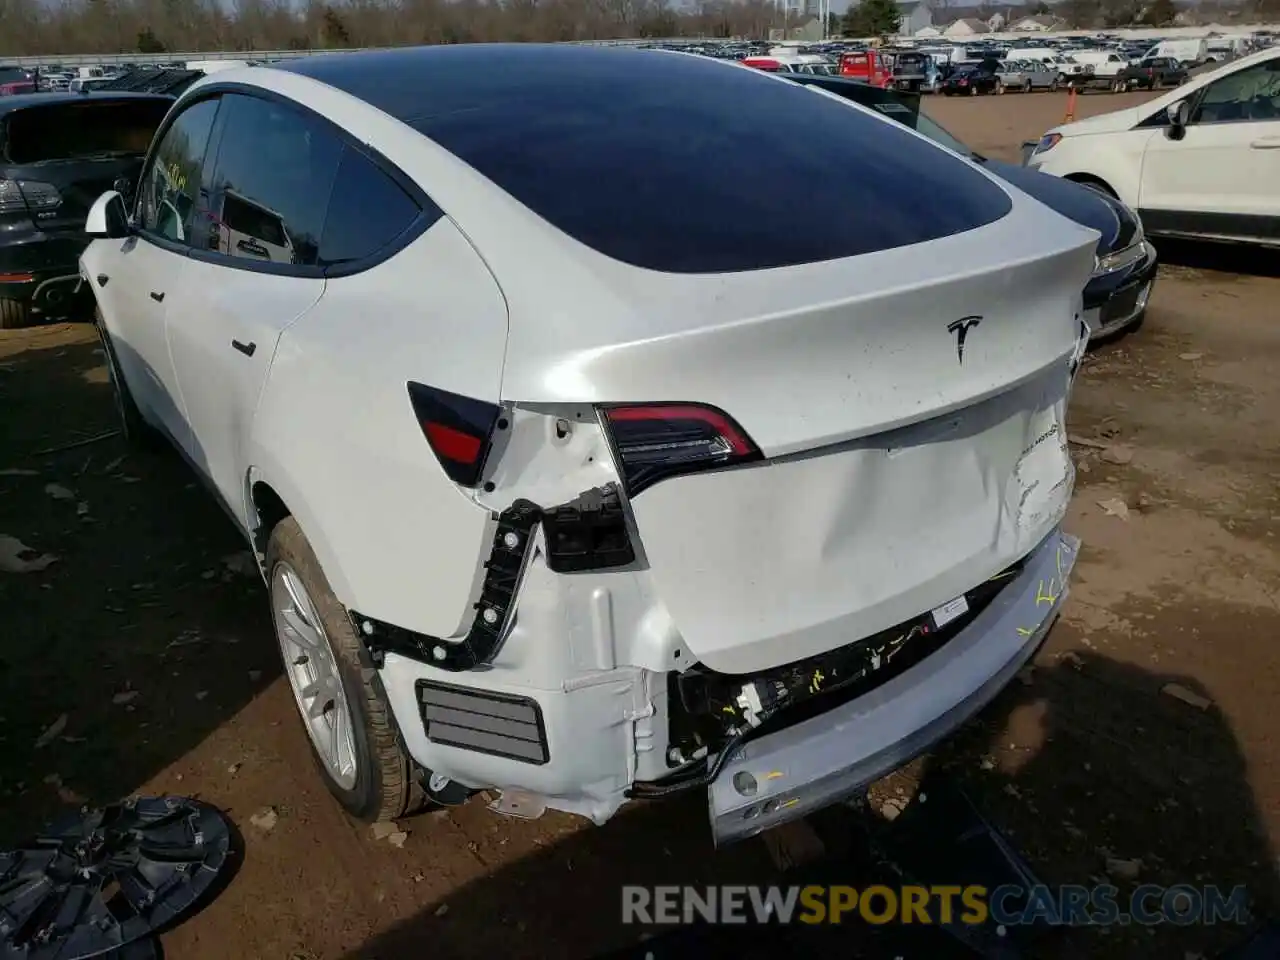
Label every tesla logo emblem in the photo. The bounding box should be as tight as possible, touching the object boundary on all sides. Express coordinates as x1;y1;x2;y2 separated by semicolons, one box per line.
947;315;983;364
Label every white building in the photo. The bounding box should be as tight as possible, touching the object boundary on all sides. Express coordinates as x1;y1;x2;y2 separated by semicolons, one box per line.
943;17;991;37
897;0;934;37
1009;14;1063;31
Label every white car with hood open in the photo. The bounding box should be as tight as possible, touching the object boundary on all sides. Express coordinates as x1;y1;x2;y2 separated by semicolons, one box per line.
81;44;1092;844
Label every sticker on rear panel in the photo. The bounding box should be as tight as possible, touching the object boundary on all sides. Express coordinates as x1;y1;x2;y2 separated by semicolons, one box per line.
931;595;969;630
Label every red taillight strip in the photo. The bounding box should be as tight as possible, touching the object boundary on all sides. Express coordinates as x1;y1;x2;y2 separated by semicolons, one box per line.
423;421;483;465
604;404;757;456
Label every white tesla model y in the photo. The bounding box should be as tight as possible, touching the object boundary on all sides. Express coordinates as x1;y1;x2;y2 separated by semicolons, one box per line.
82;44;1094;844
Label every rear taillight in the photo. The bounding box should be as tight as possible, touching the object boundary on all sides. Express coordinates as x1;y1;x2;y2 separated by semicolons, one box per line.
601;403;761;496
407;382;501;487
0;179;61;218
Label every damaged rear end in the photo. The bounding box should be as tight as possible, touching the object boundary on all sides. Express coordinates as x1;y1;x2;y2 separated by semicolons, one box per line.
367;57;1096;842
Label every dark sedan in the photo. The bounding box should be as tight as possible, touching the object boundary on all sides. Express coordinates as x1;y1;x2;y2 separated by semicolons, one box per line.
940;64;1000;96
785;74;1157;340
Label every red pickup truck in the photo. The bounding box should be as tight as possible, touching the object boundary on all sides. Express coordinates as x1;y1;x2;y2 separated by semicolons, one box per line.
0;68;36;95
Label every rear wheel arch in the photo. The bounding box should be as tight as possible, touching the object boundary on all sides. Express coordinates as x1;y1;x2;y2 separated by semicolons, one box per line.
1064;173;1119;199
251;478;291;553
243;467;356;606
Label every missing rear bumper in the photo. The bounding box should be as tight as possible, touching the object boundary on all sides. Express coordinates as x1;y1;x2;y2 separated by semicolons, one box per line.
707;527;1078;845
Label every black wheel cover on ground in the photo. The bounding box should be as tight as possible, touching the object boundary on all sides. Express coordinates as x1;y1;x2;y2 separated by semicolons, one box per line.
0;797;230;960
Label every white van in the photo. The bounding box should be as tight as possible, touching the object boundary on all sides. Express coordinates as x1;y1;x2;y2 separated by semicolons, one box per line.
1027;46;1280;249
1071;50;1130;83
1141;38;1209;65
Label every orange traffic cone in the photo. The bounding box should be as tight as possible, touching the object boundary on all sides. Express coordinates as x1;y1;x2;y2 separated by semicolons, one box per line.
1064;86;1077;123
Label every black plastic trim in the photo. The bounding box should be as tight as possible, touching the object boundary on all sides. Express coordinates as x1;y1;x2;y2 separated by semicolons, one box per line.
350;498;541;672
1139;208;1280;244
351;485;634;671
416;678;550;765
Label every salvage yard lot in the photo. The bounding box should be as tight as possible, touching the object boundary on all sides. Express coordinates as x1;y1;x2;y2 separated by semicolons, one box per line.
1;89;1278;959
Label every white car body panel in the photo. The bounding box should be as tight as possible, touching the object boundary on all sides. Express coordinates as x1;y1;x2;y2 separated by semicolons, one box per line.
83;48;1096;840
1140;118;1280;225
165;257;324;530
89;237;191;445
251;219;511;638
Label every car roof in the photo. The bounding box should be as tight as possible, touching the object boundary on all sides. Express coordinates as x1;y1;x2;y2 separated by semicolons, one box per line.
0;91;173;116
272;43;777;126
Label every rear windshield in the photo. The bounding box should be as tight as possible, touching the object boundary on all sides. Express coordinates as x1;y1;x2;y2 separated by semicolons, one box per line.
2;100;170;164
413;52;1011;273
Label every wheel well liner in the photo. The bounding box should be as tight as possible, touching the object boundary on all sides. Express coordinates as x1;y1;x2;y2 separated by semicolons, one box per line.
251;480;291;553
1064;173;1118;198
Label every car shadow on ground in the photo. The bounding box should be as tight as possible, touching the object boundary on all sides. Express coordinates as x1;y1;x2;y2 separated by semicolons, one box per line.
341;649;1278;960
1156;238;1280;280
0;327;277;842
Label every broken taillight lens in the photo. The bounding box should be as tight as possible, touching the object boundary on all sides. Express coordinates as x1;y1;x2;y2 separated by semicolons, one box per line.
407;382;501;487
601;403;761;496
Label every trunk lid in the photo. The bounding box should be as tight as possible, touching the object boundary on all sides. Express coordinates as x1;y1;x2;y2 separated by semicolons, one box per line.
499;189;1096;673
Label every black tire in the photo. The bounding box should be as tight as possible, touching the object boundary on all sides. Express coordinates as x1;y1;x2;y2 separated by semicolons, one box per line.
267;517;426;822
0;298;34;330
1050;78;1060;92
94;307;165;450
1024;81;1033;93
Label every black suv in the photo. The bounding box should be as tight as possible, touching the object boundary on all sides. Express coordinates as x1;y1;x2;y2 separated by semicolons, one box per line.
0;92;173;328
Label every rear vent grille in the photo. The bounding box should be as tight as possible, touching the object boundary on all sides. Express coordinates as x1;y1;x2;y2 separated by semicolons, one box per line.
417;681;549;765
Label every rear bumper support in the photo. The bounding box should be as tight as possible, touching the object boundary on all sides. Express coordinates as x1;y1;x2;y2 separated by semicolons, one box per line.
707;527;1079;845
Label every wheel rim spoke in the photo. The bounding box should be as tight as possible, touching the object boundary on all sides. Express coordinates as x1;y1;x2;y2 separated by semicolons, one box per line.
271;562;359;790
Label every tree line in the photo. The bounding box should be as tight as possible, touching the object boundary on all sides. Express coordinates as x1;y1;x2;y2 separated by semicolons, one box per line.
3;0;1273;59
1;0;794;58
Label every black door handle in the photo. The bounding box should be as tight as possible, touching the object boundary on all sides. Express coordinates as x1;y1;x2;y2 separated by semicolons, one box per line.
149;291;164;302
96;274;109;287
231;339;257;357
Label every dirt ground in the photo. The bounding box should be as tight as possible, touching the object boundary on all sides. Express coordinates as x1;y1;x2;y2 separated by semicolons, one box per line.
2;89;1278;960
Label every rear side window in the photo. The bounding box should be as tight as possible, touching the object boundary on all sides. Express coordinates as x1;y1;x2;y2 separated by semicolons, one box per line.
318;147;425;267
2;100;170;165
414;56;1011;273
139;97;220;245
197;93;343;268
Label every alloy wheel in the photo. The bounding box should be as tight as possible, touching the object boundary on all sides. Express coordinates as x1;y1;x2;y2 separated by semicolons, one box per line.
272;562;359;789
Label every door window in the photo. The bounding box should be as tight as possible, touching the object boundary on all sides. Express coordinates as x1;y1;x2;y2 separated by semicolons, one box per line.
1192;60;1280;124
138;97;220;245
197;93;344;267
318;147;426;268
